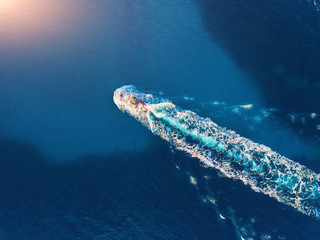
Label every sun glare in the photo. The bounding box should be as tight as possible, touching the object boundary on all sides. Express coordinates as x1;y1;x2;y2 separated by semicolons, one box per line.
0;0;17;11
0;0;82;45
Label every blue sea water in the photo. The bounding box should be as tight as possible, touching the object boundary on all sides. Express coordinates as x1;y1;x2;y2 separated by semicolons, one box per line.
0;0;320;239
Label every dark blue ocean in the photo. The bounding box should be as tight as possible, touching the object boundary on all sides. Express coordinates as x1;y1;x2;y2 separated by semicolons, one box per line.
1;0;320;239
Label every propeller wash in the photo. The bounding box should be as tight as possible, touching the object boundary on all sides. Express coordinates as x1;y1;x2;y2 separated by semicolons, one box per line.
114;85;320;219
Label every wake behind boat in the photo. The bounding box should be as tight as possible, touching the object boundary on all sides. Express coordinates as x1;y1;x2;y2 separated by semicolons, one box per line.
114;85;320;220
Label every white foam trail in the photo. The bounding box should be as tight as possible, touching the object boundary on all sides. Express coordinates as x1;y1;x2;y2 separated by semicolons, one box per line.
310;0;320;10
176;97;320;141
114;85;320;219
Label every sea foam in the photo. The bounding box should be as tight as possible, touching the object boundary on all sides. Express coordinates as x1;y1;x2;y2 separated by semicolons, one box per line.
114;85;320;219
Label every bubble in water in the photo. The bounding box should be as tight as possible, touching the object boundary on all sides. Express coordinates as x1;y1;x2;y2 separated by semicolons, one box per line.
114;85;320;219
260;233;271;240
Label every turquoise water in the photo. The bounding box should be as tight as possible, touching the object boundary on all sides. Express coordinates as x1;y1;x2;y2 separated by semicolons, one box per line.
1;0;320;239
115;85;320;220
